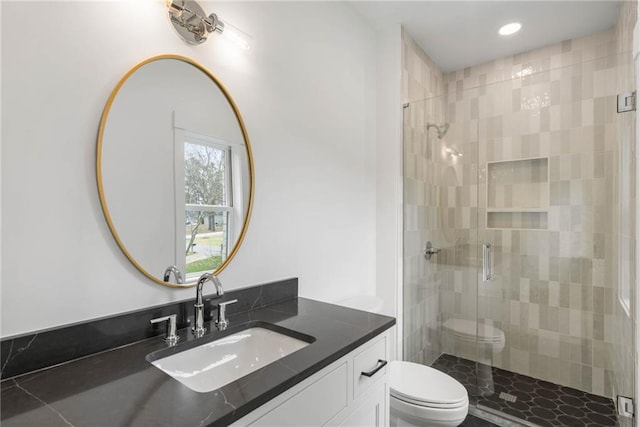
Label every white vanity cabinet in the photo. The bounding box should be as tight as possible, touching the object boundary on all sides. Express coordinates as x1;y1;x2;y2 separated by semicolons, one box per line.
231;327;393;427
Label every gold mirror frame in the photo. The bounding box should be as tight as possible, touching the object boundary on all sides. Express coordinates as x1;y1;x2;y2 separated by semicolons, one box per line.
96;54;254;288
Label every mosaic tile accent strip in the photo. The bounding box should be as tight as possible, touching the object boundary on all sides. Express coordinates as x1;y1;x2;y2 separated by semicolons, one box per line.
432;354;619;427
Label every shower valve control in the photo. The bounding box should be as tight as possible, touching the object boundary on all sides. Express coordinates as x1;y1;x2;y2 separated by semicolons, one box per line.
424;241;440;260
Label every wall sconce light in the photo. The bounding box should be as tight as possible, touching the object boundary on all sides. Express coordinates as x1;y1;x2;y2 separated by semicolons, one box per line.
166;0;253;50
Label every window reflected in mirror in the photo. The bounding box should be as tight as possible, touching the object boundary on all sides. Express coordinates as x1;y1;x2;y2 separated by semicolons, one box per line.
181;137;233;280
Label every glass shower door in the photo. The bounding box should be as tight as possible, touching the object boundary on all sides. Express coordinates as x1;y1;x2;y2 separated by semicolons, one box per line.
402;93;480;400
402;88;487;413
473;53;635;426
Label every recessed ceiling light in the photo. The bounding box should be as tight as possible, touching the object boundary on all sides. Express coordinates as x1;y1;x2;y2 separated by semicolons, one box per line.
499;22;522;36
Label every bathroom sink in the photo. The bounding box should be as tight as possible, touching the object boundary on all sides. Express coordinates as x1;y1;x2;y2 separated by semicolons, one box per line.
146;321;314;393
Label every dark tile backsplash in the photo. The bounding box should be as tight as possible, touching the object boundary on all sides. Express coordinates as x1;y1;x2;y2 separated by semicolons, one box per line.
1;278;298;379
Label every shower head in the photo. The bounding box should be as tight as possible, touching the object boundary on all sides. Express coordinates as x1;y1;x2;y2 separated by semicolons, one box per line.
426;122;449;139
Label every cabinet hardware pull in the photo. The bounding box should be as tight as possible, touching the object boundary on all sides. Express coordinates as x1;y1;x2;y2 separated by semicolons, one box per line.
361;359;388;377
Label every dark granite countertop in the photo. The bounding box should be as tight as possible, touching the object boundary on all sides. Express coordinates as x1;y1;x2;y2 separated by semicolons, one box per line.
1;297;395;426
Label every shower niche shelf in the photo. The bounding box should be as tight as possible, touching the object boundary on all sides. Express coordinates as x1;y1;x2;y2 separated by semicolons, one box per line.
486;157;549;230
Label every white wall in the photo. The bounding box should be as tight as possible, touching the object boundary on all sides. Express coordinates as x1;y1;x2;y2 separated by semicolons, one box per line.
1;0;380;337
374;25;403;320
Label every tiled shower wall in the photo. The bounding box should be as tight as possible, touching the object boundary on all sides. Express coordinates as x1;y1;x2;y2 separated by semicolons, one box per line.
444;26;621;397
443;20;635;398
402;1;636;400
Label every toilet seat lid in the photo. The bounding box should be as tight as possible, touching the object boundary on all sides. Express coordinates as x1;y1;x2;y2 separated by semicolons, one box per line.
389;361;468;406
442;318;505;344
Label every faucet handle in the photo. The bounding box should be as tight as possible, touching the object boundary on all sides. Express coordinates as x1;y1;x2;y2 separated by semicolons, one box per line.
150;314;180;346
215;299;238;331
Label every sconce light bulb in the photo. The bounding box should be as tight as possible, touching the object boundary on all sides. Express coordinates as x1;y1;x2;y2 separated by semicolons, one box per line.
166;0;185;17
165;0;254;49
219;19;254;50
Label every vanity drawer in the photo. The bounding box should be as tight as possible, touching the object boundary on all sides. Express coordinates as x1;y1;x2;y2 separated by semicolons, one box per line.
353;334;388;398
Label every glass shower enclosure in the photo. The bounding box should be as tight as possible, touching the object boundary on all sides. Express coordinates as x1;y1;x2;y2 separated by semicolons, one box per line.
402;44;636;425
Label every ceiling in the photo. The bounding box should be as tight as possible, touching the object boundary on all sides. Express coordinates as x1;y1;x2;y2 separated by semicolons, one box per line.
350;1;621;72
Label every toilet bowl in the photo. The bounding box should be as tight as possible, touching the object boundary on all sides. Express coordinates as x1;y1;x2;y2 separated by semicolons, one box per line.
390;361;468;427
337;296;469;426
442;318;505;395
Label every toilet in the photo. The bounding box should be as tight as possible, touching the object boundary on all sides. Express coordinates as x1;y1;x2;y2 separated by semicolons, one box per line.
390;360;468;427
337;296;470;427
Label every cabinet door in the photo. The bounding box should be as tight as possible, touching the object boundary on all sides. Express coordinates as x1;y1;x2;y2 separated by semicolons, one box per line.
337;380;387;427
232;328;394;427
250;363;348;426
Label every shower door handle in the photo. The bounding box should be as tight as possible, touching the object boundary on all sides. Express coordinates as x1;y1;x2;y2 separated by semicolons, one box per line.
483;243;492;281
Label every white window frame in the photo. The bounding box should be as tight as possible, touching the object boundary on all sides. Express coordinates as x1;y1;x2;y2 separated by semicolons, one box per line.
174;129;240;282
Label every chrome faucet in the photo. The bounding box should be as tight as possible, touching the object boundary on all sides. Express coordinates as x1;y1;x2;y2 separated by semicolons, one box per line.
193;273;224;338
163;265;183;284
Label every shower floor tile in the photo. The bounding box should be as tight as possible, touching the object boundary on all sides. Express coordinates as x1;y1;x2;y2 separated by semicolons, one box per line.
461;414;500;426
432;354;619;427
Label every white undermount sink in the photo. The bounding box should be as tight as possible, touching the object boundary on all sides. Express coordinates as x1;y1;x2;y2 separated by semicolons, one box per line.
147;324;313;393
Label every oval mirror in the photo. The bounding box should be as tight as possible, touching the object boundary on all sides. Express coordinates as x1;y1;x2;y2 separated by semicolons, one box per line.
97;55;254;287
